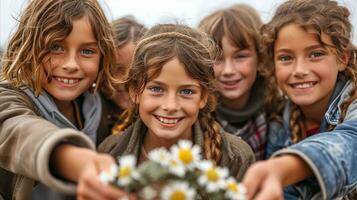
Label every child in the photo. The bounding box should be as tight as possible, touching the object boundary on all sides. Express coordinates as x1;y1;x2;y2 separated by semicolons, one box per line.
101;16;147;134
243;0;357;199
0;0;128;199
98;23;255;186
198;4;282;160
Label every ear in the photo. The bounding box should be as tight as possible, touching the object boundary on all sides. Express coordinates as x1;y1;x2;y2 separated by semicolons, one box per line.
199;91;208;109
337;51;350;71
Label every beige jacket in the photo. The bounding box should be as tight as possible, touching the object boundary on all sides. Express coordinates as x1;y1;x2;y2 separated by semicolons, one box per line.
0;83;112;200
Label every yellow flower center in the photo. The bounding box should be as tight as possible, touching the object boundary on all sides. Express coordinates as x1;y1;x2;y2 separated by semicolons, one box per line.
206;168;219;182
170;190;186;200
178;149;193;164
119;166;132;177
228;182;238;192
170;159;178;166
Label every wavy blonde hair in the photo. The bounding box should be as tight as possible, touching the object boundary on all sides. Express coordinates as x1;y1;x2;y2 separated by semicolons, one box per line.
261;0;357;143
120;24;223;163
1;0;118;95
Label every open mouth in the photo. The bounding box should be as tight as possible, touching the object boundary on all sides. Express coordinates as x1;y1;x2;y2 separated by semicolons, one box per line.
290;81;317;89
54;76;81;85
154;114;183;126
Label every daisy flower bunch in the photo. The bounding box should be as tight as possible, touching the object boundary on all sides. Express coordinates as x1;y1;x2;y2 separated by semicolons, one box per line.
99;140;246;200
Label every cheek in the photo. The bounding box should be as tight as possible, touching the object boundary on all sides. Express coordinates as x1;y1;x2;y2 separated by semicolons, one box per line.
213;64;223;77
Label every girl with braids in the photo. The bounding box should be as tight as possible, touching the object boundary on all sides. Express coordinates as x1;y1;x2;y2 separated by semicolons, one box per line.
98;24;254;189
242;0;357;199
198;4;283;161
0;0;132;199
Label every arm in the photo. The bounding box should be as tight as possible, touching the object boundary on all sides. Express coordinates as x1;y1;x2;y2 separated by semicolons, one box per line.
51;144;136;200
243;155;312;200
244;118;357;199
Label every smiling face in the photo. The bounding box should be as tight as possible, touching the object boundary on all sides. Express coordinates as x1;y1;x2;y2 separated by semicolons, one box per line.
42;16;100;103
274;23;346;112
137;57;207;141
214;35;258;109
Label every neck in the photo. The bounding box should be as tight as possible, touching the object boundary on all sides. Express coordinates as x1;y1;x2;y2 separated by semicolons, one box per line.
221;92;250;110
300;101;329;130
53;98;82;129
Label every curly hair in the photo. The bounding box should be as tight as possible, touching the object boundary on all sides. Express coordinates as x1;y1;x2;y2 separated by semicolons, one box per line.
1;0;118;95
261;0;357;143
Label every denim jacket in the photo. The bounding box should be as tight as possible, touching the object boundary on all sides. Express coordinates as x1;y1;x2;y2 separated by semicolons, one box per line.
266;74;357;200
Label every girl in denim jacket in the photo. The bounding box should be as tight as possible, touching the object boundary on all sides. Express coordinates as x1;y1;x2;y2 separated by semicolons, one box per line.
242;0;357;199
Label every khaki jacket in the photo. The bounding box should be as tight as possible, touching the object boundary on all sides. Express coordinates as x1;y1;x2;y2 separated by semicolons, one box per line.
98;118;255;181
0;83;112;200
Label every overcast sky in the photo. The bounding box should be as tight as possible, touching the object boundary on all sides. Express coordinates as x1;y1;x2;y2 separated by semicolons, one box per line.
1;0;356;49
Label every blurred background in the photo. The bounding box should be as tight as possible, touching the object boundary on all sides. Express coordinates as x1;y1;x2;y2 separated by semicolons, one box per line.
1;0;356;49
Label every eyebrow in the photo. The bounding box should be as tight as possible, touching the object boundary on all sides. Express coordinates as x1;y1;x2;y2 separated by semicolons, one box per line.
275;44;324;53
81;42;98;46
149;80;201;88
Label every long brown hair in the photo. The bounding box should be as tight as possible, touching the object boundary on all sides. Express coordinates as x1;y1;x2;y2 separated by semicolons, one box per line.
198;4;285;120
1;0;118;95
122;24;223;163
261;0;357;143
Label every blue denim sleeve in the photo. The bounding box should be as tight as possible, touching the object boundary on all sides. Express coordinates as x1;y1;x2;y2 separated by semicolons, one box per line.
273;119;357;199
265;121;291;159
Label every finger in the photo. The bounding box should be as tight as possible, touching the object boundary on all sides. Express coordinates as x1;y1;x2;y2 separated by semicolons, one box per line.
86;175;130;199
254;180;283;200
243;162;267;199
77;179;104;200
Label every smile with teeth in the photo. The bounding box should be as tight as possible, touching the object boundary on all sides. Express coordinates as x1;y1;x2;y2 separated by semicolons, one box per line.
290;81;317;89
154;115;182;125
54;76;80;84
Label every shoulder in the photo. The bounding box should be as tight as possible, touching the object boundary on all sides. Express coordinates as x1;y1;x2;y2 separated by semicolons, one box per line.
98;126;133;157
220;132;255;180
222;132;254;162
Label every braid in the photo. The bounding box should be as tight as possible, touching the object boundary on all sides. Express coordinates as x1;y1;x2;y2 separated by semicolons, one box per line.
290;103;305;144
200;114;222;163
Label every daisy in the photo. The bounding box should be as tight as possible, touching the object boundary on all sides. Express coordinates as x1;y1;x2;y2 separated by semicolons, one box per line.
167;157;186;177
148;147;171;166
224;177;247;200
170;140;201;169
99;164;118;184
117;155;140;186
197;160;228;192
161;181;196;200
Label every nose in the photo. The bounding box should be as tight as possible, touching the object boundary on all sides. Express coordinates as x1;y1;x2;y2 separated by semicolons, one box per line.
222;60;235;76
62;52;79;72
292;58;309;77
162;93;179;112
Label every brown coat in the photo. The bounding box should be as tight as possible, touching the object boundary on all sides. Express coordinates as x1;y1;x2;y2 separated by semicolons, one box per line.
98;118;255;181
0;82;112;200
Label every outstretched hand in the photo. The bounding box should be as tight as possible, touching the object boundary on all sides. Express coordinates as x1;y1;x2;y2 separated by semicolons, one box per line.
242;160;284;200
52;144;137;200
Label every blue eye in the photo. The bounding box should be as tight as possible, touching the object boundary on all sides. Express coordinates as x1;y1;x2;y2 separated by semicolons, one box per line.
149;86;162;93
180;89;193;96
81;49;95;55
277;55;292;62
310;51;324;59
49;44;64;53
